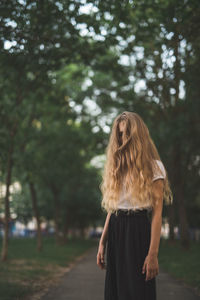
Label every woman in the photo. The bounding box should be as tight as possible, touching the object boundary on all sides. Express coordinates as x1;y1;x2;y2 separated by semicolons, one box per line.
97;111;173;300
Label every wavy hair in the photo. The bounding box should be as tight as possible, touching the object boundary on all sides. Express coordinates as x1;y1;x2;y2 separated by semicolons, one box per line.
100;111;173;214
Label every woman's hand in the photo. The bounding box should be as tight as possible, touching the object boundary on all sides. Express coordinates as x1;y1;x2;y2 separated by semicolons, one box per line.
97;243;106;270
142;253;159;281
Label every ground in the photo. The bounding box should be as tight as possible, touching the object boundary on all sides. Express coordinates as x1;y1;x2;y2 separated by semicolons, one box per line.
38;246;200;300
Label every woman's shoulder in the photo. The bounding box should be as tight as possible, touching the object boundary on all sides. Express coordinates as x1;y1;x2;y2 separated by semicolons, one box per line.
152;159;166;181
153;159;165;169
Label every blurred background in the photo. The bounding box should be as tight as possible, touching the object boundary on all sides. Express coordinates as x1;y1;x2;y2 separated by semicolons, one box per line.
0;0;200;299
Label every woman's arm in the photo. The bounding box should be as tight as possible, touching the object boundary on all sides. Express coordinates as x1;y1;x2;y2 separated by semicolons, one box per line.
148;179;164;256
97;212;111;269
99;212;112;246
142;179;164;280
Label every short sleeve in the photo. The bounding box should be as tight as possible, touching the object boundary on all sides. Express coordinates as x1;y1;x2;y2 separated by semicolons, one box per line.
152;160;166;181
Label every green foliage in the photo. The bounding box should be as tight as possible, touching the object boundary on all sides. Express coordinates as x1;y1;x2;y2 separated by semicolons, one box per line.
0;0;200;245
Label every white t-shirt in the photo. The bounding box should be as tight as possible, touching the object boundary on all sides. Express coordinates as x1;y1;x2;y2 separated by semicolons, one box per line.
117;159;166;211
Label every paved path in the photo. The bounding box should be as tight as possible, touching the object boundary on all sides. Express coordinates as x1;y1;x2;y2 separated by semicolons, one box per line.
41;245;200;300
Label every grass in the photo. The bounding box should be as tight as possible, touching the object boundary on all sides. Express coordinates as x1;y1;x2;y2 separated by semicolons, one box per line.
0;236;98;300
159;238;200;293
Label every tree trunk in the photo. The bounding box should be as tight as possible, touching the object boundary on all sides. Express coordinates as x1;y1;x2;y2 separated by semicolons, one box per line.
176;183;190;249
80;226;86;239
173;142;190;249
61;209;70;245
1;141;14;261
1;88;23;261
29;181;42;252
168;203;175;242
172;27;190;249
50;185;61;245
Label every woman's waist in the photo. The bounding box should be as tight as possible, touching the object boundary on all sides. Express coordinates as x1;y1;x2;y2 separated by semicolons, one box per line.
113;208;149;217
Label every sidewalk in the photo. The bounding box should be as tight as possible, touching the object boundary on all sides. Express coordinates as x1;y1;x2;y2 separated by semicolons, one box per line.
40;245;200;300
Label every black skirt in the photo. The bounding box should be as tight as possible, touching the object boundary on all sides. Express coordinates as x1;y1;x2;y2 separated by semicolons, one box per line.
104;208;156;300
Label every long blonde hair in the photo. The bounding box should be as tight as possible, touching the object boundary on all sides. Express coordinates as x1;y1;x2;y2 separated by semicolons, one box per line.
100;111;173;214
